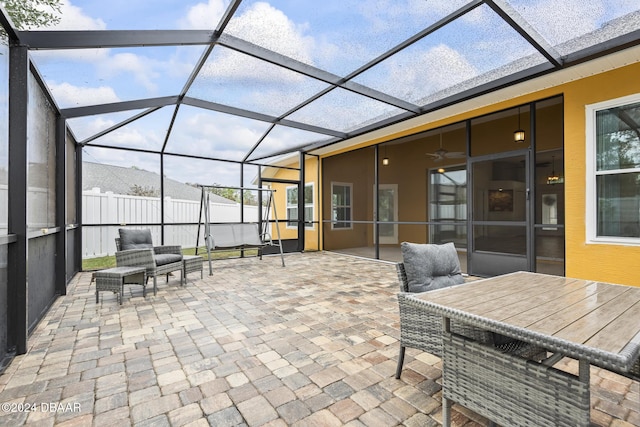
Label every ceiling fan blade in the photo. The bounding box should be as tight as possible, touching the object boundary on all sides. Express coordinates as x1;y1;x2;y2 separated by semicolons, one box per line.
445;152;466;158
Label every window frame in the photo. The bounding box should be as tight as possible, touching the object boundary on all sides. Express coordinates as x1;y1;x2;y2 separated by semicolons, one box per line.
286;183;314;229
586;93;640;245
331;182;353;230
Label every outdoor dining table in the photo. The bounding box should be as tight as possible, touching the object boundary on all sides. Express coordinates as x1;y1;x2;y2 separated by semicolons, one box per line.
405;271;640;427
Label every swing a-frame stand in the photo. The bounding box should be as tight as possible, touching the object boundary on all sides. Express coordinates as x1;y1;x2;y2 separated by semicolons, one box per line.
195;186;285;275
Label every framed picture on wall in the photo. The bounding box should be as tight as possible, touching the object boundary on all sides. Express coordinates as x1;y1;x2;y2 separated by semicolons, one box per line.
488;189;513;212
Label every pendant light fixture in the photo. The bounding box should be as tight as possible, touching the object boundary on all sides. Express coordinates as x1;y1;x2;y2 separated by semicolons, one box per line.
546;155;564;184
382;144;389;166
514;106;525;143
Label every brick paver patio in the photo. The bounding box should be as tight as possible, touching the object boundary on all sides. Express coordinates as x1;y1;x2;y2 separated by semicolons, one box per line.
0;251;638;426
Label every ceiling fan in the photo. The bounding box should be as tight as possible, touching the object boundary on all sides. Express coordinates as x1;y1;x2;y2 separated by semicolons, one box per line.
426;131;465;161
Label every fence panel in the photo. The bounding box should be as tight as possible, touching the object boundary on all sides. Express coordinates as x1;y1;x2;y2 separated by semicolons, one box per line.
81;190;261;257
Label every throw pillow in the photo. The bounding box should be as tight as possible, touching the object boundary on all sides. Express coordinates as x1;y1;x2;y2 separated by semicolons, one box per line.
119;228;154;250
401;242;464;293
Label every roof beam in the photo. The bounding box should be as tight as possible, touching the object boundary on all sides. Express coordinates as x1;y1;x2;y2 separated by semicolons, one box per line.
218;33;420;113
0;5;19;42
61;96;179;118
182;96;347;138
484;0;563;67
216;0;243;33
79;106;163;145
242;124;276;163
303;61;556;153
178;0;243;98
343;0;484;81
562;27;640;66
17;30;217;49
247;138;341;163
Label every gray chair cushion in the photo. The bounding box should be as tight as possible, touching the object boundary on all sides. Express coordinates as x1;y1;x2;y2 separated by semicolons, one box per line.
119;228;153;250
154;253;183;266
401;242;465;293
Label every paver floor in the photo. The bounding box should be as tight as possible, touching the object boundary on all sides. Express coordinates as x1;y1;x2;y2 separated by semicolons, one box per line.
0;251;638;426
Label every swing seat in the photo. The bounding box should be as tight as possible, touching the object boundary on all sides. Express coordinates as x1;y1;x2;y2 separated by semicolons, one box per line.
206;223;271;252
197;186;286;272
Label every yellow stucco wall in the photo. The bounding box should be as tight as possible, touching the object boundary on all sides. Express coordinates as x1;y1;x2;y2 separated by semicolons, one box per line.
266;157;321;252
562;63;640;286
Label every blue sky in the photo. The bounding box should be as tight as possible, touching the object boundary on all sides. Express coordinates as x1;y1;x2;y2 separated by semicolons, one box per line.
22;0;640;186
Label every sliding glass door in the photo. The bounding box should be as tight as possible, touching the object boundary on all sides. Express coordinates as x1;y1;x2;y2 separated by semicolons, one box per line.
469;151;531;276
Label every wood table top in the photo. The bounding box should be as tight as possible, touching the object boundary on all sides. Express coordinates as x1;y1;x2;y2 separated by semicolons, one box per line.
410;271;640;371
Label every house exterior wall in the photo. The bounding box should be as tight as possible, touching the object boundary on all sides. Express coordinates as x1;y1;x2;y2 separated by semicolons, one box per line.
271;59;640;286
562;62;640;286
321;147;375;250
266;156;321;252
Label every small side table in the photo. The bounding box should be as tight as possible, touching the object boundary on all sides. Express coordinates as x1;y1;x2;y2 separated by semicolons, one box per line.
95;266;146;305
183;255;203;284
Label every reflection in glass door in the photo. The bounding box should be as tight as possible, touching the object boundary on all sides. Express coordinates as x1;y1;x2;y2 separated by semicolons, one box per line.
470;152;530;276
429;167;467;248
376;184;398;244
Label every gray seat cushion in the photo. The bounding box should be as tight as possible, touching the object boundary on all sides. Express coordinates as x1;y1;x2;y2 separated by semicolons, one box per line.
119;228;154;250
154;253;183;266
401;242;465;293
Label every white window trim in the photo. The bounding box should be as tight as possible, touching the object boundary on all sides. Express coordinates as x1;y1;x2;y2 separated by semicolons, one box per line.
285;183;315;230
331;182;353;230
585;93;640;246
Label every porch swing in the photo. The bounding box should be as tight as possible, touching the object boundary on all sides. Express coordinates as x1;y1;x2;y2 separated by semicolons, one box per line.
195;185;285;275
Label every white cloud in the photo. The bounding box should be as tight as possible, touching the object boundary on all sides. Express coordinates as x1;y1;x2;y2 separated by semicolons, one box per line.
67;116;117;141
48;82;120;107
107;126;162;150
178;0;228;30
512;0;606;45
99;53;160;93
74;118;165;151
31;0;106;30
55;0;106;30
29;0;110;62
417;45;477;91
358;0;469;33
32;1;192;105
361;44;477;103
189;1;316;83
172;111;265;159
226;2;315;64
165;46;207;79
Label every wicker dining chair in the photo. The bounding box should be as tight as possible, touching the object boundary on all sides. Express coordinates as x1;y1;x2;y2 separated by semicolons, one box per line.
114;228;184;294
396;261;495;378
396;262;549;378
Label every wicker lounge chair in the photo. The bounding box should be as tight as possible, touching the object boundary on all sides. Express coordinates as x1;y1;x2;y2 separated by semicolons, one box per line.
395;242;545;379
115;228;183;294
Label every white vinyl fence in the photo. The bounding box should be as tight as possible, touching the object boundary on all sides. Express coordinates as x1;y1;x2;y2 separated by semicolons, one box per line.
82;188;261;258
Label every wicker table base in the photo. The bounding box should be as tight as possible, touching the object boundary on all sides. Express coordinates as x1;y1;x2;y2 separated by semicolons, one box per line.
183;255;203;283
442;332;590;427
95;266;146;305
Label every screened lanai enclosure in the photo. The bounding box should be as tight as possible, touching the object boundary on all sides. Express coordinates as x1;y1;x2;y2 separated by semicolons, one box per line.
1;1;640;368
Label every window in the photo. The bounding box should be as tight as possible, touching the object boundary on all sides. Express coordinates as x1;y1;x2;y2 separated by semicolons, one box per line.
331;182;352;229
286;183;314;228
586;94;640;243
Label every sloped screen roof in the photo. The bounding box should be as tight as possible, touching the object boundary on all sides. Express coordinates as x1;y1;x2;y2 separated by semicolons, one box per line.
13;0;640;164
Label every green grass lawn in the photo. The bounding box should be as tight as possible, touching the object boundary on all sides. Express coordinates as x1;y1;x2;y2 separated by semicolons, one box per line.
82;247;259;271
